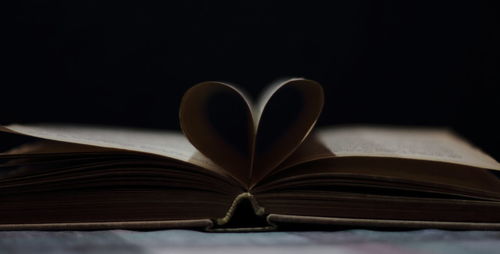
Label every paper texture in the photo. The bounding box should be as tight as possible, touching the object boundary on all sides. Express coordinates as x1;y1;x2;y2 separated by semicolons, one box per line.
0;124;226;174
251;78;324;184
179;81;254;186
317;126;500;170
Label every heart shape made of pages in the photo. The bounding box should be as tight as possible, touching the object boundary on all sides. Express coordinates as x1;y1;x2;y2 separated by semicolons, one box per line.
179;78;324;188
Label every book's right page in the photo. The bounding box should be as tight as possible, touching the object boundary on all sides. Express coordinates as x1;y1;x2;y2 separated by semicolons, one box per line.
265;125;500;199
317;126;500;171
280;126;500;171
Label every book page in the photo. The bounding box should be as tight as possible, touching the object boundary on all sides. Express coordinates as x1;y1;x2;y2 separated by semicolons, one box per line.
250;78;324;184
253;78;301;126
179;81;255;186
179;78;324;187
316;126;500;171
0;124;225;173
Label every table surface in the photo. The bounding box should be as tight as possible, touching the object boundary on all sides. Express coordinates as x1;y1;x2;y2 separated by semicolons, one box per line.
2;229;500;254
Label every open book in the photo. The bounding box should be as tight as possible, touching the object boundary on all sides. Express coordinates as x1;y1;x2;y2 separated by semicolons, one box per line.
1;78;500;231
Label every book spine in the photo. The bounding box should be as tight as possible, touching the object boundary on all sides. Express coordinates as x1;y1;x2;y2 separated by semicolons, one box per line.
207;192;276;232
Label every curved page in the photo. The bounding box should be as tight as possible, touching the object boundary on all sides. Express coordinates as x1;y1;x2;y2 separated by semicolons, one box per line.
0;124;231;178
251;78;324;184
279;126;500;171
179;82;255;186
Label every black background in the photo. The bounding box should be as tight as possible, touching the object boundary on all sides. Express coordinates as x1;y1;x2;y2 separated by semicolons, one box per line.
3;1;500;159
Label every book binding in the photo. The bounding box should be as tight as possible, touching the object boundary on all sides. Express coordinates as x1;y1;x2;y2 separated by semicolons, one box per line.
207;192;276;232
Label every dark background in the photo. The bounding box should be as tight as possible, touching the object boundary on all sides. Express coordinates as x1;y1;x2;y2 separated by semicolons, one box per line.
3;1;500;159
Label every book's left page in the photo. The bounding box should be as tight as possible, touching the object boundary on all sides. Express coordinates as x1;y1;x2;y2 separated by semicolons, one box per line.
0;124;227;176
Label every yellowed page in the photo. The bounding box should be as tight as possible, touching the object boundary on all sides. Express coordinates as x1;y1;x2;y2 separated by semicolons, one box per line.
316;126;500;171
253;78;302;126
179;81;255;186
251;78;324;184
0;124;224;173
